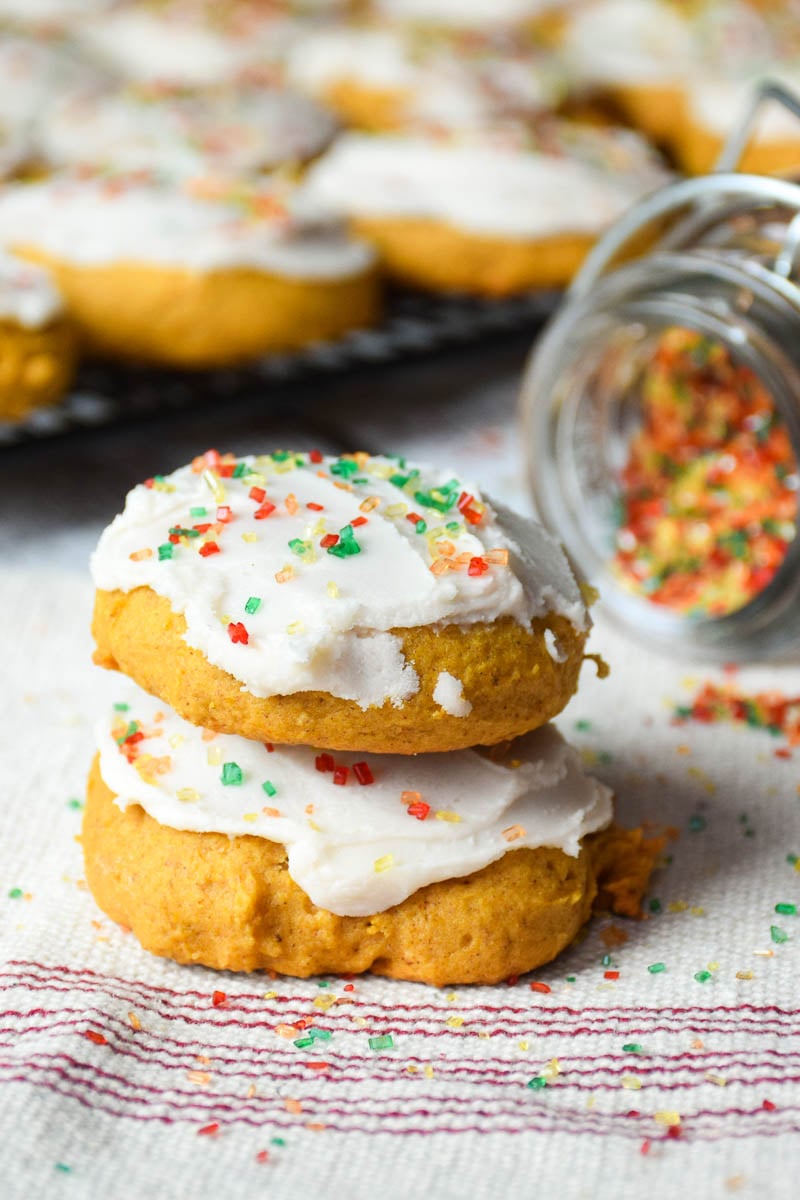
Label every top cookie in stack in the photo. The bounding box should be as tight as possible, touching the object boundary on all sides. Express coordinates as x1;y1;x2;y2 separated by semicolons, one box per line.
91;448;590;754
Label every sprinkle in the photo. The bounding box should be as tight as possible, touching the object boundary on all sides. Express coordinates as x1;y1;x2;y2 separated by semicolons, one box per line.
621;1076;642;1090
688;814;707;832
84;1030;107;1046
468;556;489;577
216;505;232;523
285;493;299;515
374;854;394;873
309;449;323;464
177;788;200;803
385;503;407;517
435;810;461;823
202;469;225;503
157;543;173;561
221;762;243;786
623;1043;644;1054
326;581;339;598
129;548;153;561
333;766;348;786
197;1123;220;1137
353;762;374;785
530;982;551;994
502;824;526;843
694;970;713;982
327;525;362;558
360;496;381;513
368;1035;394;1051
315;754;335;773
275;565;294;583
706;1073;727;1086
212;990;227;1008
604;970;620;981
245;597;262;615
771;925;790;943
654;1112;681;1127
486;548;509;565
207;746;222;766
289;538;313;558
527;1077;547;1090
128;1012;141;1031
736;970;754;980
446;1016;464;1029
287;621;305;635
320;534;339;549
763;1099;777;1112
648;962;667;974
262;781;277;798
199;541;220;557
407;801;431;821
775;903;797;915
228;622;249;645
255;502;276;519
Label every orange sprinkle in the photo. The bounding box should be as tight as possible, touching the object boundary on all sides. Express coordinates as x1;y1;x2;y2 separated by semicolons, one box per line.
285;1099;303;1114
502;824;526;842
129;548;153;561
262;807;281;818
486;548;510;565
401;790;421;805
128;1012;141;1031
285;493;298;515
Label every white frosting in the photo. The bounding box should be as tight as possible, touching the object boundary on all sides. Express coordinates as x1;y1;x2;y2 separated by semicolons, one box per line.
0;174;374;280
97;694;612;916
0;251;62;327
375;0;577;26
563;0;694;86
287;26;560;129
0;0;116;27
0;34;106;147
40;81;337;177
303;128;669;239
433;671;472;717
90;451;586;708
686;71;800;142
76;3;299;87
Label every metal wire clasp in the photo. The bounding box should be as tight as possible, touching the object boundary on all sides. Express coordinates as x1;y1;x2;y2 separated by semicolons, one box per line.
715;80;800;173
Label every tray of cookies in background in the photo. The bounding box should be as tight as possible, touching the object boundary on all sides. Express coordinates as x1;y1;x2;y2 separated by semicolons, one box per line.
0;0;797;445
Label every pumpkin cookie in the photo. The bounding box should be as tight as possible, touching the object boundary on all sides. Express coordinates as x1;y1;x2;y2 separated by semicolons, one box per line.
0;251;77;422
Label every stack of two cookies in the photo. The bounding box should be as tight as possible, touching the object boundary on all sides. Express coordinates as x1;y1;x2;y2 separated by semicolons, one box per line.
85;449;653;987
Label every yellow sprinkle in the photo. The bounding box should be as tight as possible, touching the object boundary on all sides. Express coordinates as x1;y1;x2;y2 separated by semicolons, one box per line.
446;1016;464;1029
668;901;688;913
360;495;381;513
688;766;716;794
313;994;338;1011
308;820;321;832
407;1065;418;1074
754;949;774;958
187;1070;211;1087
690;907;705;916
327;581;339;599
478;1032;490;1040
128;1012;141;1031
311;519;327;537
795;858;800;873
201;729;217;742
708;962;720;972
220;614;231;626
385;502;407;517
545;1058;560;1078
706;1073;727;1086
168;733;184;748
275;565;295;584
435;811;461;823
176;788;200;803
242;532;257;543
654;1111;681;1127
374;854;394;873
736;970;754;980
207;746;222;766
621;1076;642;1090
423;1064;434;1079
263;991;278;1000
287;621;305;635
518;1041;529;1051
243;813;258;823
202;469;225;503
243;471;265;486
151;479;176;494
446;992;458;1002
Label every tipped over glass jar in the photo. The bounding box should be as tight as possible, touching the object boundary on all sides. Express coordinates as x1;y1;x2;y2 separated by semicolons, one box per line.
521;85;800;662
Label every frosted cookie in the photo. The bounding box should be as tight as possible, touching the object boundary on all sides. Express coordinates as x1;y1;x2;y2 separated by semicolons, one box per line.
39;79;338;178
286;24;564;133
677;68;800;175
372;0;580;35
0;173;378;367
76;0;300;88
84;697;658;984
561;0;693;142
303;123;669;294
91;449;594;754
0;0;116;32
0;251;76;422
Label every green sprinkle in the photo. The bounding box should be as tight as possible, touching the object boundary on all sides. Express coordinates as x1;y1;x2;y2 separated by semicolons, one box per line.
221;762;243;786
8;887;23;899
288;538;312;557
157;543;173;561
245;596;262;615
113;702;129;712
565;976;576;983
445;521;460;533
328;525;362;558
368;1035;394;1051
414;489;456;514
788;854;798;865
771;925;790;944
272;451;291;463
675;706;693;719
317;980;330;988
648;962;667;975
307;1028;332;1041
775;903;797;916
270;1138;286;1147
622;1043;643;1054
527;1076;547;1090
330;458;358;478
262;780;277;798
597;751;614;765
601;954;612;967
67;798;83;811
694;970;713;983
575;719;592;732
190;506;207;517
688;815;707;833
415;520;427;534
116;721;139;745
649;898;662;913
293;1036;314;1049
54;1164;72;1175
232;462;247;478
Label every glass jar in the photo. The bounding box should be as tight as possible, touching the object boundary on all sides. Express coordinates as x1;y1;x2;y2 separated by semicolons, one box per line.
521;110;800;662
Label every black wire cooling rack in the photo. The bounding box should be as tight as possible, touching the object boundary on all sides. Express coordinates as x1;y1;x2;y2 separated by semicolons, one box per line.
0;288;560;447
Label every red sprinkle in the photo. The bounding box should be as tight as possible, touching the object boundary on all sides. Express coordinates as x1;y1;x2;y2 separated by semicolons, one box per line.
249;486;266;503
333;766;349;786
218;463;235;478
406;512;423;525
193;523;212;533
255;1150;270;1164
84;1030;107;1046
315;753;335;773
307;502;324;512
228;622;249;645
265;743;274;753
305;1062;330;1071
506;975;519;987
530;982;551;994
168;533;181;544
199;542;220;557
351;516;368;527
343;983;355;992
666;1125;681;1140
255;502;276;520
309;449;323;464
763;1099;777;1112
198;1123;220;1137
407;801;431;821
320;534;339;549
144;478;155;489
353;762;374;785
216;506;232;523
640;1140;651;1156
604;970;620;981
212;990;227;1008
457;492;474;512
468;556;489;577
463;507;483;526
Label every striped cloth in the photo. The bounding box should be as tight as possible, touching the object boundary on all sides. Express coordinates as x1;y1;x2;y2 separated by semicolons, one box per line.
2;569;799;1200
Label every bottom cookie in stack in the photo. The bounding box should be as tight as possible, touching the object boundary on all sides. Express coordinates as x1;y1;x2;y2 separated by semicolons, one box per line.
83;690;662;987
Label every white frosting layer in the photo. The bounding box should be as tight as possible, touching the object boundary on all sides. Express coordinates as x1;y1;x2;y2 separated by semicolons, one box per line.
303;128;668;239
77;3;298;87
0;0;115;27
97;694;612;916
90;451;586;708
0;174;374;280
0;251;62;326
376;0;576;26
686;69;800;143
433;671;472;717
40;81;337;177
563;0;693;86
0;34;105;146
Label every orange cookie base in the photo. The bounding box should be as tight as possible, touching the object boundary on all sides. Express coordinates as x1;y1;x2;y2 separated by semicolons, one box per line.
672;120;800;176
321;78;411;131
83;756;660;986
11;246;381;368
92;587;589;754
351;215;593;295
0;315;78;421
